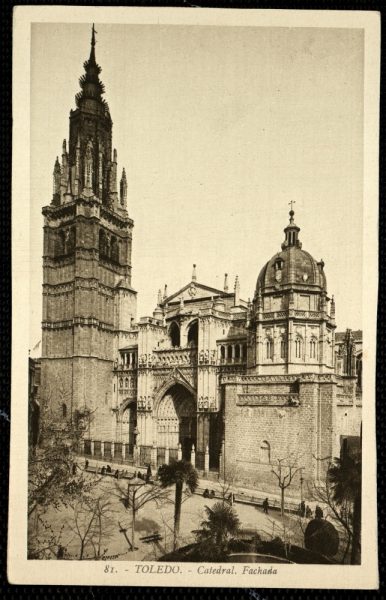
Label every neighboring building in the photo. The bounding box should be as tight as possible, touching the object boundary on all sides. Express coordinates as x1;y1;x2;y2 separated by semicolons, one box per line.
37;29;362;493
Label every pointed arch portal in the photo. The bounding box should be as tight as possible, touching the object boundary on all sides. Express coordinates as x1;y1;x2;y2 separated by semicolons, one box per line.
156;384;196;460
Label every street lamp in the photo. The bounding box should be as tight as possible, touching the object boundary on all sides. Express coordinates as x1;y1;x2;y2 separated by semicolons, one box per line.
300;470;304;504
126;476;146;551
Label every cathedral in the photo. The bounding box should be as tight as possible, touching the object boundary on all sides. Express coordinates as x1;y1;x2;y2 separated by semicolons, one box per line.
35;28;362;493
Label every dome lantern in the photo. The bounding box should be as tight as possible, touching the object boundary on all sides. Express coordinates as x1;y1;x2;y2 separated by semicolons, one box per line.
282;203;301;250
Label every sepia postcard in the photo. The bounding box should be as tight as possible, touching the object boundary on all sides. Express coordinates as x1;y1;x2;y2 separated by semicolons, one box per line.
9;5;379;589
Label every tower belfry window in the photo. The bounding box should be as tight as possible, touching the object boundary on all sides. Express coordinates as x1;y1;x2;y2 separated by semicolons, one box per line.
310;338;317;359
266;338;273;360
295;338;303;358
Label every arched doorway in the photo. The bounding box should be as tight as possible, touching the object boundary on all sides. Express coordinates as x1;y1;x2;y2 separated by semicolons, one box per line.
156;384;196;460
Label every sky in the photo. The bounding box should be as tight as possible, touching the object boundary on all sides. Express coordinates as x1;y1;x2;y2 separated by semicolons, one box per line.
29;23;364;348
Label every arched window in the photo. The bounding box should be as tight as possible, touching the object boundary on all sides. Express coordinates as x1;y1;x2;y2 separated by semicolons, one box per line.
62;403;67;419
99;229;108;259
309;338;317;359
235;344;240;359
227;345;233;360
187;320;198;347
260;440;270;464
119;378;123;388
280;337;286;359
220;345;225;360
295;337;303;359
169;322;180;347
59;229;66;256
125;377;129;388
265;338;273;360
110;236;119;263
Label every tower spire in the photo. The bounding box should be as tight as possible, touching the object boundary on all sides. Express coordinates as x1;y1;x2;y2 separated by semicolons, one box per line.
75;24;106;109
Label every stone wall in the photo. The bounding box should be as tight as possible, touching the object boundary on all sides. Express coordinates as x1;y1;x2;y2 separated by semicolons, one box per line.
223;377;336;497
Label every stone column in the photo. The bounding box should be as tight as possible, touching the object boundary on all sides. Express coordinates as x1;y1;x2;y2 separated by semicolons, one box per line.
288;320;293;366
151;443;157;470
134;445;140;467
219;438;225;481
122;442;126;460
165;444;170;465
90;440;95;456
79;439;85;455
177;442;182;461
204;445;209;475
203;414;210;453
191;444;196;468
111;441;115;459
101;441;105;458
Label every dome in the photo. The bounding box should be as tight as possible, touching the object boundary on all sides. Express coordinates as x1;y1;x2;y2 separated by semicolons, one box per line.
255;210;327;298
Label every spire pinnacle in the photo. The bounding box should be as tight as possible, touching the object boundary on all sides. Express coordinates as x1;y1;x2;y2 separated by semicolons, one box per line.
91;24;96;48
89;24;97;63
224;273;229;292
234;275;240;306
192;264;197;281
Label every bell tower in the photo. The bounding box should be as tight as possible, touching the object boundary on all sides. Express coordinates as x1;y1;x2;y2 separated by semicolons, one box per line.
41;26;137;438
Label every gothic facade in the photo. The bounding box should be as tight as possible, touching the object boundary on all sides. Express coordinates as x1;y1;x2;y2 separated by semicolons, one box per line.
38;30;362;493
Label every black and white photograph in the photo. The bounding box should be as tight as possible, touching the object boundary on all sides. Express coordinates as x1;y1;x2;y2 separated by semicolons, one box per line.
9;6;379;589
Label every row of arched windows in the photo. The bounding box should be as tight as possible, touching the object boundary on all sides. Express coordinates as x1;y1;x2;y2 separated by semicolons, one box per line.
169;320;198;348
219;343;247;363
119;377;137;389
264;337;319;360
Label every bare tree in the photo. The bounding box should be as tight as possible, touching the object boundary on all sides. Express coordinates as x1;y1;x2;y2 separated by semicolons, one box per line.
66;494;117;560
271;455;302;517
115;480;170;551
28;513;67;560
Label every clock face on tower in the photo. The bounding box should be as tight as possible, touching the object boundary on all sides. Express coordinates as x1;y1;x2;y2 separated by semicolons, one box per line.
275;271;282;283
303;273;309;282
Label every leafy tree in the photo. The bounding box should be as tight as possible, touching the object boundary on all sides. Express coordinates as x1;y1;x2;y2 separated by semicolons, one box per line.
304;519;339;557
196;501;240;558
158;460;198;550
328;452;361;564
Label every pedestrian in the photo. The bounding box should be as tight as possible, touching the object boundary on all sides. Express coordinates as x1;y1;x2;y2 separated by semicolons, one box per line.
114;469;119;479
106;464;112;474
101;466;106;475
203;488;209;498
300;500;306;518
85;459;89;470
315;505;323;519
306;505;312;519
263;498;269;514
146;464;152;483
209;490;215;499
